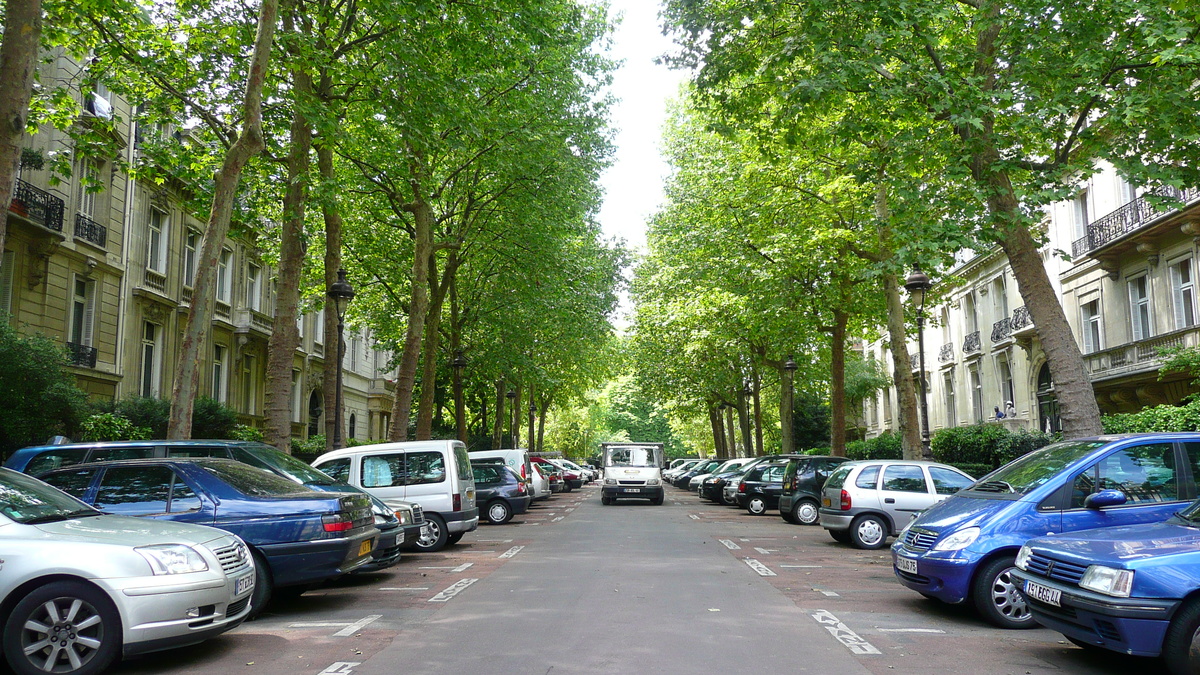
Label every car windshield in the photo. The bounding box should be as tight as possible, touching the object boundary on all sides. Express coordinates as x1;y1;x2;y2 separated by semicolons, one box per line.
202;461;316;497
967;440;1107;495
607;446;660;467
0;468;100;524
234;444;339;487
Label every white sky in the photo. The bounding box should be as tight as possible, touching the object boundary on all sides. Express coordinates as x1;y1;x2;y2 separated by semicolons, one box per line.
597;0;690;254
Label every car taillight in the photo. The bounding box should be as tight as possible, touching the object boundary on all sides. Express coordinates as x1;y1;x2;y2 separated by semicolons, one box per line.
738;481;746;493
322;513;353;532
517;481;527;494
453;493;462;511
839;489;852;511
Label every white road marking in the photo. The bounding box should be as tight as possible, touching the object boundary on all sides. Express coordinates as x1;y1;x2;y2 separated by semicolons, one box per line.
565;508;575;512
689;514;700;520
816;589;840;597
380;587;430;591
754;547;776;555
460;550;497;554
552;516;565;522
333;615;381;637
779;565;823;568
429;578;479;602
419;563;475;572
878;628;946;634
290;622;354;628
744;558;776;576
318;663;360;674
810;610;881;655
473;539;513;543
718;539;741;550
499;545;525;559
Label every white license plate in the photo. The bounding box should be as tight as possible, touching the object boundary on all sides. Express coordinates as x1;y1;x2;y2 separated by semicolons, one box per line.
895;556;918;574
235;574;254;595
1024;579;1061;607
623;488;641;493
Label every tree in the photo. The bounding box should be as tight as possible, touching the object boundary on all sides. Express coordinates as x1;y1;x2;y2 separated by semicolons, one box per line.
0;0;43;261
0;321;89;456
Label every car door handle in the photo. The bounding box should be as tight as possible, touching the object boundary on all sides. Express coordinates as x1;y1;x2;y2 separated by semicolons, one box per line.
884;498;896;504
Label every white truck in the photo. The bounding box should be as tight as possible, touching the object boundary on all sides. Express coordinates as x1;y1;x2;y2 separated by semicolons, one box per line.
599;442;665;505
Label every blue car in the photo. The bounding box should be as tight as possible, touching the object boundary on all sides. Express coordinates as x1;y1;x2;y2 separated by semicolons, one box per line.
1011;504;1200;675
38;457;376;617
892;434;1200;628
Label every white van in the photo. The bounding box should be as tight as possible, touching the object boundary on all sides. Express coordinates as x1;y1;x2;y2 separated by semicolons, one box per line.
313;440;478;552
469;448;532;483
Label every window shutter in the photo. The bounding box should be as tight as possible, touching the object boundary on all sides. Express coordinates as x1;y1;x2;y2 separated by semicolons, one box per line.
81;279;96;346
0;250;14;317
1082;308;1096;353
1128;281;1144;342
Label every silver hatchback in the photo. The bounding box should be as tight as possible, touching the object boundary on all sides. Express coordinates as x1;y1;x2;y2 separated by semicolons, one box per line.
0;468;254;675
819;460;974;549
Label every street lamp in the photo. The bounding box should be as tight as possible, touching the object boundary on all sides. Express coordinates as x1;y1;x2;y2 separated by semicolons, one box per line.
451;350;468;443
905;265;933;459
327;268;356;449
506;389;517;449
782;355;798;455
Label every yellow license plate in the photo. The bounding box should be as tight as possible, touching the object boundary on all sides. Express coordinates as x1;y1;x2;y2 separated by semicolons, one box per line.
822;497;831;506
359;539;373;557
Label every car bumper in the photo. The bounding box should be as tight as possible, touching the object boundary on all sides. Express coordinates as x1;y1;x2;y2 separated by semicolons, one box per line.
399;522;424;546
508;495;533;515
260;528;376;587
1009;569;1178;657
779;494;796;513
602;485;663;499
357;524;403;573
818;508;855;531
443;507;479;534
890;544;977;604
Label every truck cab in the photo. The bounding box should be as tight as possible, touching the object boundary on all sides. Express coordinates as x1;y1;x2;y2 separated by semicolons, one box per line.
600;442;665;505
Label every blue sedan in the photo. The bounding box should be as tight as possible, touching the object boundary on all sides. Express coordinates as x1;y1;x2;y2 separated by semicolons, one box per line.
38;457;376;617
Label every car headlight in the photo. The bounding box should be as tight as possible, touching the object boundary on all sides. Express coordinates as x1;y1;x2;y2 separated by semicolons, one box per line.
1080;565;1134;597
932;527;980;552
1015;544;1033;570
394;508;412;525
605;478;618;485
137;544;209;575
646;478;660;486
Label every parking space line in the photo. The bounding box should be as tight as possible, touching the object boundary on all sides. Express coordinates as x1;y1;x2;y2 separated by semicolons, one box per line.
878;628;946;633
428;578;479;602
754;547;776;555
743;558;776;576
810;610;881;655
419;563;474;572
474;539;514;543
815;589;840;597
318;662;360;674
718;539;741;550
499;545;525;559
333;615;381;637
779;565;822;568
552;516;564;522
380;587;430;591
688;514;700;520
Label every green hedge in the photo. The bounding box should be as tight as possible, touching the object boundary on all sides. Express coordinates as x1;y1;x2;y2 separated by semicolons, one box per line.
1102;398;1200;433
930;424;1057;471
845;431;903;460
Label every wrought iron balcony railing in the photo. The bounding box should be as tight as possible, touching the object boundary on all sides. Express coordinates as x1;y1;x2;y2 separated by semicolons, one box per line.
962;330;981;354
991;317;1012;343
66;342;97;368
1071;186;1199;258
74;213;107;247
1010;305;1033;333
10;178;65;232
938;343;954;363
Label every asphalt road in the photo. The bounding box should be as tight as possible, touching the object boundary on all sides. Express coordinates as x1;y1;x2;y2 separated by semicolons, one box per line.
79;482;1153;675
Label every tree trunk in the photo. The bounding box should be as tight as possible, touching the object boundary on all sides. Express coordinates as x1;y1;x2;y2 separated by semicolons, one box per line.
513;385;522;449
829;310;848;457
751;370;764;456
416;254;458;439
317;142;343;451
168;0;278;439
537;397;550;454
883;273;924;459
263;62;313;454
450;281;467;443
779;365;795;455
491;380;504;448
737;396;752;457
724;405;736;457
0;0;42;260
709;404;724;458
388;196;433;441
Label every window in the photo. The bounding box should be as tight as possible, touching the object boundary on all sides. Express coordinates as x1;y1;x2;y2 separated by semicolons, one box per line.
405;451;446;485
1081;299;1102;353
969;364;983;423
147;209;167;273
996;353;1015;408
40;469;98;498
320;457;351;483
350;331;359;371
183;230;199;287
964;293;978;333
1070;444;1178;507
247;263;261;311
94;466;174;515
1128;275;1152;341
929;467;974;495
69;276;96;348
212;344;227;403
314;308;324;345
943;371;957;427
1171;259;1197;330
940;306;951;343
243;355;257;415
291;370;302;423
140;321;162;397
992;276;1008;322
75;159;100;217
1118;178;1137;205
1072;190;1090;241
361;454;402;488
216;249;231;302
881;465;929;493
348;413;356;440
296;312;305;339
855;465;880;490
881;389;891;428
0;250;14;317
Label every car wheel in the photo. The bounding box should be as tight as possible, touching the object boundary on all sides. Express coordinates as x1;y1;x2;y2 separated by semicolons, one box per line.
446;532;464;546
793;499;820;526
781;510;797;524
247;550;273;620
829;529;852;544
720;491;737;506
485;500;513;524
972;556;1036;629
849;514;889;549
3;581;121;675
650;494;664;505
746;497;767;515
1164;598;1200;675
414;514;449;552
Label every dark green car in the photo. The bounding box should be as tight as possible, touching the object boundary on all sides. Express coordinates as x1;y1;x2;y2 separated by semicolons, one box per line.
778;455;850;525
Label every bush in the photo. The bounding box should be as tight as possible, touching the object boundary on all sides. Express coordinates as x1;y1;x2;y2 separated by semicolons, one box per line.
291;434;327;462
845;431;903;460
80;413;152;441
1102;399;1200;433
995;428;1058;466
931;423;1056;470
100;395;238;439
193;396;238;438
230;424;264;442
0;321;90;458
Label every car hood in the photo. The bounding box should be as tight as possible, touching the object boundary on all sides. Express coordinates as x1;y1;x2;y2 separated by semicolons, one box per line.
30;514;226;547
1028;519;1200;566
909;494;1017;532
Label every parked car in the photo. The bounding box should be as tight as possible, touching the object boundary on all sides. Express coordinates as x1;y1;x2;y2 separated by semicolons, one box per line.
556;458;594;483
528;462;551;501
471;461;532;524
691;457;751;492
698;458;758;502
1010;507;1200;674
736;458;794;514
533;457;575;491
37;458;374;618
0;467;255;675
821;459;974;550
892;434;1197;629
674;459;724;489
664;458;701;482
312;440;478;553
468;448;533;485
535;460;567;493
7;439;407;573
779;455;850;525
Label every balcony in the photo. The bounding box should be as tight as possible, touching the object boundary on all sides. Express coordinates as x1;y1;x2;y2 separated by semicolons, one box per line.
1084;326;1200;382
1071;186;1199;259
143;268;167;294
938;343;954;363
66;342;97;368
1010;306;1034;336
990;317;1012;344
74;213;107;248
962;330;981;355
234;308;273;338
9;178;65;233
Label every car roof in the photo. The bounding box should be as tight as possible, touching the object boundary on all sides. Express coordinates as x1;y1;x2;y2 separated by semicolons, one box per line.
41;456;248;471
316;439;464;460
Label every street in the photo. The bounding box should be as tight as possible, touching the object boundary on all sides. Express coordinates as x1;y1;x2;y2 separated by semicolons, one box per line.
90;483;1147;675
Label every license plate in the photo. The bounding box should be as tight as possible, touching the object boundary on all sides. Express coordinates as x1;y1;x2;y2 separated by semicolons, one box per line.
1024;579;1061;607
623;488;641;493
234;574;254;595
822;497;831;506
895;556;918;574
358;538;374;557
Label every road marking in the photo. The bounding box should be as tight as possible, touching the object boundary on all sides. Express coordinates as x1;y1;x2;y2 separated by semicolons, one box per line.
474;539;514;543
290;622;354;628
743;558;776;576
552;516;564;522
419;563;474;572
565;508;575;512
333;615;381;637
318;663;360;674
878;628;946;634
499;545;525;559
779;565;823;568
429;578;479;602
689;514;700;520
815;589;840;597
754;547;777;555
380;587;430;591
718;539;741;550
460;550;497;554
810;610;881;655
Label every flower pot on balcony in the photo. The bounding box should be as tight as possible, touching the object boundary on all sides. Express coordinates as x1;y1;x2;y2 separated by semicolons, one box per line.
9;198;27;216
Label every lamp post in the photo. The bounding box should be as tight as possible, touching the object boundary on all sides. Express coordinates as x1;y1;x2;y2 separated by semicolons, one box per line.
327;268;355;449
451;350;468;443
506;389;516;449
782;355;798;455
905;265;933;459
528;400;536;453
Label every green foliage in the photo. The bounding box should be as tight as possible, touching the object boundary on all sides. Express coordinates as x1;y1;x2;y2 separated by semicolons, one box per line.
230;425;265;442
1102;399;1200;433
192;396;238;439
1158;345;1200;387
845;432;903;460
793;394;831;450
80;413;151;442
0;321;90;457
291;434;327;459
931;424;1056;470
101;396;237;439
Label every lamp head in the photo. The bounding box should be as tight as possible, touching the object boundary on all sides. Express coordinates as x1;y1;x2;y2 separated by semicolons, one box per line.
904;266;932;307
327;268;356;319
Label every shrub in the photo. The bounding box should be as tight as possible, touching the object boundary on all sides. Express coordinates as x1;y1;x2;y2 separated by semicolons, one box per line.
80;413;152;441
230;424;264;442
0;321;90;458
845;431;903;460
103;395;239;439
1102;399;1200;433
995;428;1058;466
193;396;238;438
291;434;327;462
931;423;1056;470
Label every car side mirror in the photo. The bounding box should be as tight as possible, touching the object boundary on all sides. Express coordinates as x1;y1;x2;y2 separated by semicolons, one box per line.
1084;489;1128;509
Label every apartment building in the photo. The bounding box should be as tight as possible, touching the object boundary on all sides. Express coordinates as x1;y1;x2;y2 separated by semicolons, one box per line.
864;165;1200;437
0;48;395;445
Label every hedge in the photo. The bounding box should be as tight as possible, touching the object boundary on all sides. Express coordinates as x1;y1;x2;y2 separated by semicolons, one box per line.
845;431;903;460
1102;398;1200;433
930;424;1057;472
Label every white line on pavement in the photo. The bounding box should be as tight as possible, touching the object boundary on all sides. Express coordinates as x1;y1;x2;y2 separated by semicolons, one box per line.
718;539;741;550
473;539;514;543
810;610;881;656
499;545;525;559
878;628;946;633
380;587;430;591
816;589;840;597
754;547;777;555
688;514;700;520
743;558;776;576
779;565;822;568
333;615;381;637
552;516;564;522
429;578;479;602
318;662;360;674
